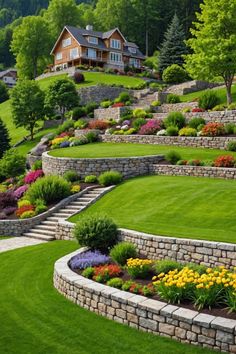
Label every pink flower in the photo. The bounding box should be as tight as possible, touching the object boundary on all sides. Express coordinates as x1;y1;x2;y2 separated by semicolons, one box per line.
13;185;28;199
24;169;44;184
139;119;162;135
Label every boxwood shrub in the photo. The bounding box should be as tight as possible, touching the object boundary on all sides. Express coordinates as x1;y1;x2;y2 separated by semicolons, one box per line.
98;170;122;186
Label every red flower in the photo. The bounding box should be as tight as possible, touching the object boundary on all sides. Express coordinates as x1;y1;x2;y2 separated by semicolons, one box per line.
214;155;235;168
112;102;125;108
201;122;225;137
88;120;109;130
192;108;204;113
16;205;35;217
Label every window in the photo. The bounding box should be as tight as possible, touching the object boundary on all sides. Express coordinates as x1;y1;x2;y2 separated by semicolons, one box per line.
88;36;98;45
129;58;140;68
110;39;121;49
87;48;97;59
62;37;72;47
128;47;136;54
56;52;62;60
110;52;122;63
70;48;79;59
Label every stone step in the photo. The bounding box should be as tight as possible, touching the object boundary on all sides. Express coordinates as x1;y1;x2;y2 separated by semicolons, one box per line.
41;220;57;226
52;213;72;218
64;205;83;210
35;224;56;231
28;228;55;236
59;208;78;214
69;202;87;206
23;232;55;241
47;216;61;221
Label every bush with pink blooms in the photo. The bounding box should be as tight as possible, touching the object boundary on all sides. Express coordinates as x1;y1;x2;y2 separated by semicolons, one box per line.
24;169;44;184
139;120;162;135
13;185;28;199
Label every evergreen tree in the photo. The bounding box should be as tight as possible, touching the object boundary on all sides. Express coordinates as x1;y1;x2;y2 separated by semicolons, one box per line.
158;14;187;73
0;117;10;158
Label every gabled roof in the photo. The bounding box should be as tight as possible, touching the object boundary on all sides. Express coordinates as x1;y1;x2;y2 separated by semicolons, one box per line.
125;42;138;49
0;68;17;78
102;28;126;42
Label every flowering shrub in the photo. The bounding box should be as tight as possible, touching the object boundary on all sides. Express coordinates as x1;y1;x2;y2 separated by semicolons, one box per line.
13;185;28;199
88;120;109;130
93;264;122;283
24;170;44;184
71;185;81;194
20;210;36;219
214;155;235;168
112;102;125;108
201;122;225;136
51;137;68;146
126;258;153;279
69;251;111;270
179;127;197;137
139;119;162;135
16;204;35;217
192;108;204;113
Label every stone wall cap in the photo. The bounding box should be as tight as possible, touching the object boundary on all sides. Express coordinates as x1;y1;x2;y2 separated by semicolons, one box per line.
172;308;198;324
193;313;215;328
127;294;147;306
111;290;136;303
160;304;179;317
211;317;236;333
139;299;166;314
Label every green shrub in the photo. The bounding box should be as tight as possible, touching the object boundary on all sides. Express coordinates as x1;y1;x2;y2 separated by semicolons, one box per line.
0;149;26;178
164;112;186;129
154;260;183;275
107;278;124;289
110;242;137;266
132;117;146;130
188;117;206;130
63;170;78;182
82;267;95;279
56;120;74;135
151;100;161;107
73;215;118;253
74;119;88;129
100;100;112;108
225;123;236;135
163;64;188;84
122;280;134;291
166;126;179;136
185;263;207;275
72;107;86;120
117;92;130;103
35;203;47;215
20;210;36;219
98;170;123;186
84;175;97;183
133;108;146;118
228;103;236;110
179;127;197;137
198;90;220;110
26;176;71;205
212;104;226;112
165;151;182;165
182;107;191;113
85;131;99;143
227;141;236;151
166;94;181;104
85;102;98;115
32;160;42;171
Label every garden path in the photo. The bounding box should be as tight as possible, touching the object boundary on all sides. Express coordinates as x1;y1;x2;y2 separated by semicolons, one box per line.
0;237;46;253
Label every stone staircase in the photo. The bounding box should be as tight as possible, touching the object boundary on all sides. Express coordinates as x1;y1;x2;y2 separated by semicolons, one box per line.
132;91;159;109
22;187;108;242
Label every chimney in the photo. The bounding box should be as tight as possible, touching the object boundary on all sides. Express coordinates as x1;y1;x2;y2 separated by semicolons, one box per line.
86;25;93;31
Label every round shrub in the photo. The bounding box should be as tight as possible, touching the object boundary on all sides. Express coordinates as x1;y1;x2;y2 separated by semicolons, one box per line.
132;117;146;130
107;278;124;289
100;100;112;108
166;126;179;136
25;176;71;205
162;64;188;84
201;122;225;137
166;94;181;104
165;151;182;165
72;107;86;120
179;127;197;137
212;104;226;112
85;131;99;143
117;92;130;103
110;242;137;266
154;260;183;275
188;117;206;130
227;141;236;152
63;170;79;182
133;108;146;118
164;112;186;129
224;123;235;135
98;170;123;186
74;119;87;129
73;72;85;84
0;149;26;179
84;175;97;183
139;119;162;135
198;90;220;110
73;215;118;253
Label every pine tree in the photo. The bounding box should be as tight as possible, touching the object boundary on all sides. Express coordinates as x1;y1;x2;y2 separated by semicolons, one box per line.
0;117;10;158
158;14;187;73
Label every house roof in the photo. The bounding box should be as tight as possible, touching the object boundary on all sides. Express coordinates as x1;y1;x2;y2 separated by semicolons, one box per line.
0;68;17;79
51;26;144;57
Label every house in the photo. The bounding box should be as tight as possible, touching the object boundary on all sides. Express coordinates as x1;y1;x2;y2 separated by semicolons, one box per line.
0;68;17;88
51;25;145;71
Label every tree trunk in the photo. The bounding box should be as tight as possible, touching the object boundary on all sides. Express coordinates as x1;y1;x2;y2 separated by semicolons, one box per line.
226;83;233;105
30;127;34;141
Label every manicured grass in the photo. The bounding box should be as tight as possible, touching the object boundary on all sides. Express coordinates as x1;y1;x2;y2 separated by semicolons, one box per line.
70;175;236;243
0;236;12;240
49;142;236;161
180;84;236;104
38;71;145;91
0;241;215;354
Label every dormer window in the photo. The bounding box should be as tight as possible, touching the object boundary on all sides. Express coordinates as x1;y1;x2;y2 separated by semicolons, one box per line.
88;36;98;45
62;37;71;47
111;39;121;49
128;47;136;54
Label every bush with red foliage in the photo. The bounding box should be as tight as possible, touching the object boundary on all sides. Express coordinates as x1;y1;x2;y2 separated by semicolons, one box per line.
192;108;204;113
112;102;125;108
88;120;109;130
214;155;235;168
201;122;225;136
93;264;122;282
16;205;35;217
73;72;85;84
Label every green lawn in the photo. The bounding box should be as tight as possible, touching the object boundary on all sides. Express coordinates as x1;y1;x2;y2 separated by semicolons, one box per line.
180;84;236;104
49;142;236;161
0;236;12;240
70;175;236;243
0;241;215;354
38;71;145;91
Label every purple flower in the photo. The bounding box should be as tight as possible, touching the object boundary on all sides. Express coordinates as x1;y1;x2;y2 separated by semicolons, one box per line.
60;141;70;148
123;120;130;126
13;185;28;199
69;250;111;270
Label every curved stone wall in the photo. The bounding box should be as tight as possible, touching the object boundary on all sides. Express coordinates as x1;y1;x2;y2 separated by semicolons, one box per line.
101;135;233;150
54;248;236;353
42;152;163;178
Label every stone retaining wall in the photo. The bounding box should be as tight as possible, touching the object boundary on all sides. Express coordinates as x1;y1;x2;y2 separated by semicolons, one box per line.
165;80;221;96
78;85;129;105
94;107;128;121
55;222;236;270
0;187;94;237
161;101;198;113
54;248;236;353
151;164;236;180
42;152;163;179
101;134;232;150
